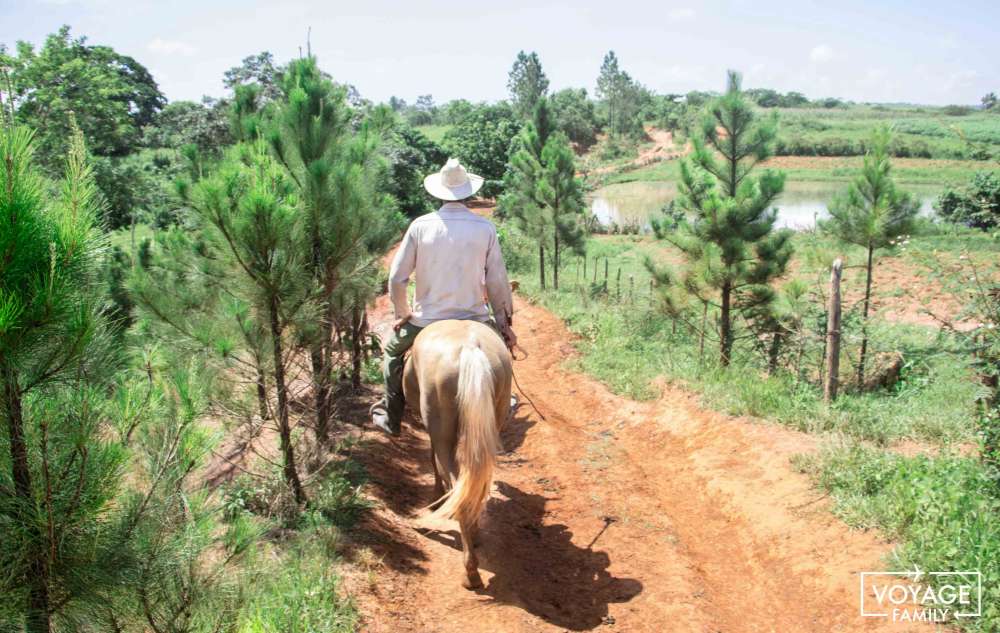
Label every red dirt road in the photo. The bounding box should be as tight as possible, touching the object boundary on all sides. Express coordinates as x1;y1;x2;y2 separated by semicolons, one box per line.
343;294;928;632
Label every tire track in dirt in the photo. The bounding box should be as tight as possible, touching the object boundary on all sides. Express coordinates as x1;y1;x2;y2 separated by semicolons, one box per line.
343;293;929;632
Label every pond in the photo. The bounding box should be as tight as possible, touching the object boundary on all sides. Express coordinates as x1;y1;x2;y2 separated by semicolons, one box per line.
590;180;941;231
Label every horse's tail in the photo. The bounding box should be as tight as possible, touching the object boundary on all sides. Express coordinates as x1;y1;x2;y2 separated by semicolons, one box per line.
429;342;501;526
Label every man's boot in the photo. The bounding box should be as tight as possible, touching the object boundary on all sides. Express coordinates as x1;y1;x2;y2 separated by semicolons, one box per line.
370;401;400;436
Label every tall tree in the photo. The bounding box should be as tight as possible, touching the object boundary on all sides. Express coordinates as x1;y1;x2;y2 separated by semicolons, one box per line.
646;71;792;366
223;51;282;103
442;102;521;198
596;51;622;136
3;26;165;164
507;51;550;118
823;126;918;385
267;56;396;443
595;51;647;139
1;120;258;632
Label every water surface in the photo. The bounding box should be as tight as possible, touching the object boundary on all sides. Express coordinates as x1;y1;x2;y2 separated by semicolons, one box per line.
591;180;940;231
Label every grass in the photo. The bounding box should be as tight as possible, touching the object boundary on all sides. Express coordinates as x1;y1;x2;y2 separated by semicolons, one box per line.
795;442;1000;631
237;535;359;632
415;124;451;144
220;447;369;632
503;229;981;446
599;153;989;187
775;106;1000;160
585;105;1000;189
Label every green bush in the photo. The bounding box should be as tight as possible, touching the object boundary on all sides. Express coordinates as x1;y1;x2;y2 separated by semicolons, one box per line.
936;171;1000;230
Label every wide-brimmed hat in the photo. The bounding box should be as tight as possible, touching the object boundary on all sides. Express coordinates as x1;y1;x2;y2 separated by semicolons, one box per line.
423;158;484;201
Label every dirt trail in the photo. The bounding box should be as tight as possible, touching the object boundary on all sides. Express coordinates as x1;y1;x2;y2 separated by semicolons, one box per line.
342;289;930;632
588;127;689;176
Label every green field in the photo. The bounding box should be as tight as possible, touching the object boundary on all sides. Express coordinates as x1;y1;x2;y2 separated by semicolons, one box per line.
775;105;1000;160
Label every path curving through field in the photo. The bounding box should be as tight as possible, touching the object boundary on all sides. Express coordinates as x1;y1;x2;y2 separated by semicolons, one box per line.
343;293;928;632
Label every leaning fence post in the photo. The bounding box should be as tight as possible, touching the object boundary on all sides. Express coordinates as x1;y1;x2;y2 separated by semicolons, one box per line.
823;258;843;403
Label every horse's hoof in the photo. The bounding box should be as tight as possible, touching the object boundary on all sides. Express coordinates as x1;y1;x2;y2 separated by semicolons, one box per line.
462;572;483;590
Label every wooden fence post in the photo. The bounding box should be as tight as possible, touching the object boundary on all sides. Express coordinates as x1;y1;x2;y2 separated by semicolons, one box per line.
629;275;634;303
616;267;622;302
603;258;609;294
823;258;843;403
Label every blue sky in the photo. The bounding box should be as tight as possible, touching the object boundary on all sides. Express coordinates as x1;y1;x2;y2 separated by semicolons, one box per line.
2;0;998;106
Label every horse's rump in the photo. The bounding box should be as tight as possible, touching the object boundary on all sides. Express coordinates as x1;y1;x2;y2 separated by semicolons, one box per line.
405;319;512;530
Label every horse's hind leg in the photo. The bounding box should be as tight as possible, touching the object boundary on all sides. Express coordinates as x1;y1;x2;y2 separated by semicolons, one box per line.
428;441;445;510
459;518;483;590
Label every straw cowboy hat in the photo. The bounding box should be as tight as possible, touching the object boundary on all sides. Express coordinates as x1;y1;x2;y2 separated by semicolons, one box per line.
423;158;484;201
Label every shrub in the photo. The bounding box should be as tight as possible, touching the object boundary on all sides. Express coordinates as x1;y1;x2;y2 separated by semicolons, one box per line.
943;104;974;116
936;171;1000;230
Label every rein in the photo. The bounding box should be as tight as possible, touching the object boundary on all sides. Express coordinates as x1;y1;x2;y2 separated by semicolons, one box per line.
508;343;547;421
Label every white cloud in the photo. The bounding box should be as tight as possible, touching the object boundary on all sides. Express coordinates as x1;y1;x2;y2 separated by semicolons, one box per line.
147;37;196;57
667;8;696;20
809;44;834;63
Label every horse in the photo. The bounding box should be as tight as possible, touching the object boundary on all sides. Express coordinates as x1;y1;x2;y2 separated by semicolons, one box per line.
403;319;513;589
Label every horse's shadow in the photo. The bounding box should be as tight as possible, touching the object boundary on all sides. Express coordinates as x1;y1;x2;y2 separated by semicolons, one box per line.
422;479;642;630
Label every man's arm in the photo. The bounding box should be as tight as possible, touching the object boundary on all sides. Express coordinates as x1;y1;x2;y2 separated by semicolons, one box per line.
389;227;417;323
484;227;515;334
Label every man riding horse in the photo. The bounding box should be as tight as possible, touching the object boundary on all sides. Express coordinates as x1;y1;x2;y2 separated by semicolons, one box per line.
371;158;518;436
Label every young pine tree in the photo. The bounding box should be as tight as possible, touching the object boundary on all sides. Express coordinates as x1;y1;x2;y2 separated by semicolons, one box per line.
823;126;917;385
1;121;261;633
646;71;792;366
267;56;396;443
500;98;554;288
119;360;260;633
536;132;586;290
188;142;310;504
0;123;136;632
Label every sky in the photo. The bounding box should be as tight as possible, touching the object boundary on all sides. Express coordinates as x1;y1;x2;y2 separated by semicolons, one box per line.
2;0;998;107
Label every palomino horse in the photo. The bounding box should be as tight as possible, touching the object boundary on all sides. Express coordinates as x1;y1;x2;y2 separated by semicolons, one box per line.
403;319;513;589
